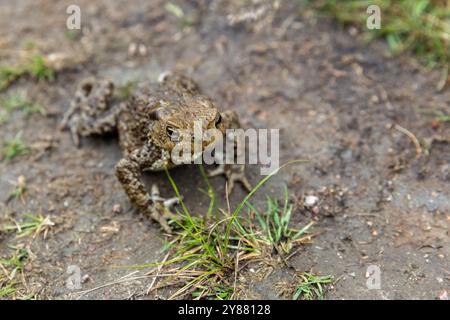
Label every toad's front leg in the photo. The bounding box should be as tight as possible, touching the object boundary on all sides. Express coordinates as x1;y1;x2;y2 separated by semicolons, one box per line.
209;110;251;194
115;145;179;233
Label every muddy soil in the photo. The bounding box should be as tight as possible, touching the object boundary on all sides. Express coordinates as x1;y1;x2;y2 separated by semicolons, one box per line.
0;0;448;299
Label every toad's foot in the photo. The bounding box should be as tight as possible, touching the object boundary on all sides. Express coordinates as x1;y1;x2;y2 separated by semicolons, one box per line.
147;184;181;233
209;164;251;194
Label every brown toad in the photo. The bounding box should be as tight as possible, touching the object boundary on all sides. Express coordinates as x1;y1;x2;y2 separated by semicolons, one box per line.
61;73;250;232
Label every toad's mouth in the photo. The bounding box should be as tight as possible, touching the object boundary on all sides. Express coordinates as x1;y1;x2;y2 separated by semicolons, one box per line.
169;135;223;165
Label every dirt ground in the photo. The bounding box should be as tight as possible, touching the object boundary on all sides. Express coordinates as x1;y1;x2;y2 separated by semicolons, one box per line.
0;0;449;300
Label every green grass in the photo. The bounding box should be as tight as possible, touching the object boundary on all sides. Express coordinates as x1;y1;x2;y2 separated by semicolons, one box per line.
1;91;43;116
165;2;195;29
9;175;27;201
293;272;334;300
0;213;53;299
246;187;314;254
0;282;17;298
1;133;30;161
0;245;39;299
302;0;450;69
28;55;55;82
0;66;25;91
2;214;54;239
421;109;450;122
0;54;55;91
127;161;316;300
0;246;30;299
0;247;29;274
0;91;44;124
10;185;26;200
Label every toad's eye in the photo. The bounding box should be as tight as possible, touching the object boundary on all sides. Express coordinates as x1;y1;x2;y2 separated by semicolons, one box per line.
166;126;180;141
215;114;222;127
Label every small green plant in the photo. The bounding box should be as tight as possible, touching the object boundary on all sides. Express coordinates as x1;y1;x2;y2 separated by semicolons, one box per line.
0;246;31;299
9;175;27;202
165;2;194;29
1;133;30;161
28;55;55;82
0;282;17;298
192;284;234;300
293;272;333;300
0;66;25;91
0;247;29;275
3;214;54;239
1;92;43;115
427;110;450;122
418;108;450;126
246;187;314;254
0;54;55;90
0;213;51;299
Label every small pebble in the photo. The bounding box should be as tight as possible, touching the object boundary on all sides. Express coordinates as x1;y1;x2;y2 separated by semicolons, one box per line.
304;195;319;207
82;274;91;283
113;204;122;213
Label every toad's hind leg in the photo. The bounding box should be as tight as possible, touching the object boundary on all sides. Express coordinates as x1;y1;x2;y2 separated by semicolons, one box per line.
60;78;122;146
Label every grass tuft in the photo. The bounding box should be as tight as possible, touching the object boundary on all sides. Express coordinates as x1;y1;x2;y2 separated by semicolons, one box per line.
302;0;450;69
165;2;195;29
3;214;55;239
127;161;316;299
0;66;24;91
1;132;30;161
28;55;55;82
246;187;314;254
293;272;333;300
0;54;55;91
9;175;27;201
0;213;52;299
1;91;43;116
422;109;450;122
0;246;30;299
